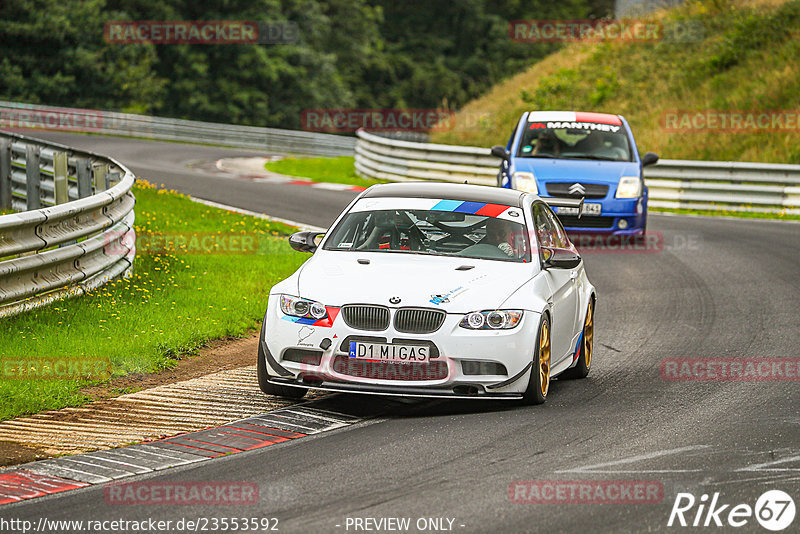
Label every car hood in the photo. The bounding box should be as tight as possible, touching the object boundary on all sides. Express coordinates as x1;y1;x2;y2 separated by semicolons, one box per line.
295;251;533;313
514;158;640;185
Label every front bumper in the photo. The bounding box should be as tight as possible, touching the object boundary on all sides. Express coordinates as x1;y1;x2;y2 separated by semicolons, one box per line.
550;196;647;235
266;376;524;400
261;297;541;398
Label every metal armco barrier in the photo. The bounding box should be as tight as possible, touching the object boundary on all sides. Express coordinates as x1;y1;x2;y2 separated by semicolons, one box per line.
355;130;800;214
0;100;355;157
0;131;136;317
355;129;497;185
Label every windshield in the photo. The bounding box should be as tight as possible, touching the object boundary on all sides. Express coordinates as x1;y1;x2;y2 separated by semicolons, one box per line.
323;200;531;263
517;121;632;161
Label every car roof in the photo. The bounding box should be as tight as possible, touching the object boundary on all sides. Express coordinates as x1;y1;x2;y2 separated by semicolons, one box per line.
361;182;526;208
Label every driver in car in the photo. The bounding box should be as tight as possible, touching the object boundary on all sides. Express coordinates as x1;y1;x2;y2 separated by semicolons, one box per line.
484;218;514;257
531;130;561;156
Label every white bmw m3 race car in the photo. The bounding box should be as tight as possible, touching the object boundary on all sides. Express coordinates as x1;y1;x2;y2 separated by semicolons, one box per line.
258;183;595;404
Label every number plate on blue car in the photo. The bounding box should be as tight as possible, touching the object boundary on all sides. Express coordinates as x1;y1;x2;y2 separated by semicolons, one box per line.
349;342;430;363
558;203;601;216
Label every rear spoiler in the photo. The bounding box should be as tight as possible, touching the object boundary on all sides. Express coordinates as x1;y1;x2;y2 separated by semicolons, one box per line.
543;197;584;218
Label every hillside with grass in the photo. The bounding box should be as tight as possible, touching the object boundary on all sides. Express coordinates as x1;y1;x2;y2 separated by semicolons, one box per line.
431;0;800;164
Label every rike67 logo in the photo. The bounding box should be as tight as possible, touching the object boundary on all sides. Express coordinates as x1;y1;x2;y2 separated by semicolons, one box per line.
668;490;795;531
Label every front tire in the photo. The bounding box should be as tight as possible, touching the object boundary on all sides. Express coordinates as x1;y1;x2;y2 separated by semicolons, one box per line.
257;321;307;399
562;299;594;379
522;314;551;405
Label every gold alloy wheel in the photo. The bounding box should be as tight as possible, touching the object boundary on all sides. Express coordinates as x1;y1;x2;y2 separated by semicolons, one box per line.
584;302;594;368
539;320;551;397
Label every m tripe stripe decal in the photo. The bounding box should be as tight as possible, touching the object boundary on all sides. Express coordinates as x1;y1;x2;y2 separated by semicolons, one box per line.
281;307;340;327
475;203;512;217
431;200;512;217
350;198;518;220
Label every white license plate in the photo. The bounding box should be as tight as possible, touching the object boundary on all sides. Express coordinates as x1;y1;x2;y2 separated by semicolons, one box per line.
559;203;602;216
348;342;430;363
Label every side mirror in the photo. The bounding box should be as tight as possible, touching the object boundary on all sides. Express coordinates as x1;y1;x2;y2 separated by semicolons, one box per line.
289;231;325;253
491;145;509;160
642;152;659;167
542;247;582;269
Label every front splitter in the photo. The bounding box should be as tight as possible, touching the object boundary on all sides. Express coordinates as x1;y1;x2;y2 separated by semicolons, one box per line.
268;378;523;400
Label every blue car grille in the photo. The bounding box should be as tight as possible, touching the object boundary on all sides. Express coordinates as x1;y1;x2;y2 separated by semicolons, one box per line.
546;183;609;199
557;215;615;229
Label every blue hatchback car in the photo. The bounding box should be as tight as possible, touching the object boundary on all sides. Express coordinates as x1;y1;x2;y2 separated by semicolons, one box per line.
492;111;659;236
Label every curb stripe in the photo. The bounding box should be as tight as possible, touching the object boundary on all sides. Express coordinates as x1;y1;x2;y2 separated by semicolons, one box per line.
0;405;363;507
0;470;89;504
144;442;220;459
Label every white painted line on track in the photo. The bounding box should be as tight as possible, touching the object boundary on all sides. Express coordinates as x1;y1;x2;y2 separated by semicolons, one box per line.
556;445;711;473
737;453;800;472
188;196;326;232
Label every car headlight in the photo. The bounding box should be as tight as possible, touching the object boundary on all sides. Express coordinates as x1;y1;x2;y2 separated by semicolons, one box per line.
280;295;327;320
459;310;523;330
616;176;642;198
512;172;538;194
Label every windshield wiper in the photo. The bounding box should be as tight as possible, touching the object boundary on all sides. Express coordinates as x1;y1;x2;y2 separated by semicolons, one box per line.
564;155;621;161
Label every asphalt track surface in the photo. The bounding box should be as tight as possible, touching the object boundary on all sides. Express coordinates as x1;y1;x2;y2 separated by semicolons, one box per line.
2;132;799;533
11;130;353;229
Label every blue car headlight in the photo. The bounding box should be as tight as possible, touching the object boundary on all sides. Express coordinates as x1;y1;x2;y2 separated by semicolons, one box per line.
616;176;642;198
460;310;523;330
512;172;537;194
280;295;327;320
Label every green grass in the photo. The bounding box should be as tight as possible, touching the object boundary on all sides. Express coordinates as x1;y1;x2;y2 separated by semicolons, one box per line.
0;181;310;421
431;0;800;165
265;156;386;188
651;206;800;220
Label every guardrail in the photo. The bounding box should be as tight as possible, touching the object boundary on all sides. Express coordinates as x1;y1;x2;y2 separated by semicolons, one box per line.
355;130;800;215
0;100;356;157
0;131;136;317
354;130;497;185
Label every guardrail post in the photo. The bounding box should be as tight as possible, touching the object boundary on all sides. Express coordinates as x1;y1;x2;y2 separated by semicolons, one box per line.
53;152;69;205
77;159;92;198
107;171;120;188
93;162;108;192
0;138;10;210
25;145;41;210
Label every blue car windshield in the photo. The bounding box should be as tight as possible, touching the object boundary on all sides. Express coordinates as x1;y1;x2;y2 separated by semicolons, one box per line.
517;124;632;162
